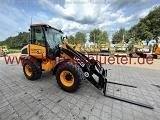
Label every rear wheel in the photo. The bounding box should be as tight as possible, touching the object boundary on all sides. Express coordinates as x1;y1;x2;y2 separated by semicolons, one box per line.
56;62;84;93
23;61;42;80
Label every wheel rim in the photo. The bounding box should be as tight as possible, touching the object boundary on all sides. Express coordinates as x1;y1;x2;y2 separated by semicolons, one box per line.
60;71;74;87
25;65;32;76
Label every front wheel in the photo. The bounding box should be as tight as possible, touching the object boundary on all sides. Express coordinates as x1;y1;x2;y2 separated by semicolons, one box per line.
23;61;42;80
56;62;84;93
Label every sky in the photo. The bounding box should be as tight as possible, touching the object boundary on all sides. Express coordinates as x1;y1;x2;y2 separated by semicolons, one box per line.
0;0;160;45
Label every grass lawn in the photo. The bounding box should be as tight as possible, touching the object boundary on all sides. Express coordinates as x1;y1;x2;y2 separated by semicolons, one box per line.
9;49;21;53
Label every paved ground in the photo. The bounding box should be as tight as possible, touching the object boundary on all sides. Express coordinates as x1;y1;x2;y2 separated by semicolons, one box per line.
0;56;160;120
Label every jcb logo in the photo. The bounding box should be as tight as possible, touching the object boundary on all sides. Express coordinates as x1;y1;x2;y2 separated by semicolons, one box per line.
74;56;85;67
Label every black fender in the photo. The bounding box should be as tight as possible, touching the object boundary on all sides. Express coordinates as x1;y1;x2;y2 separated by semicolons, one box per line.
21;55;42;73
52;59;70;75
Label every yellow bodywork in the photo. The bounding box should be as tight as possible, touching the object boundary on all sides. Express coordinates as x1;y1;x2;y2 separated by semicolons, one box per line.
100;42;110;50
67;43;76;49
61;43;77;63
115;41;126;50
65;42;84;52
23;44;56;70
153;42;160;55
155;47;160;54
137;41;143;49
94;43;100;53
85;43;100;54
41;60;56;70
65;41;76;49
116;41;125;48
28;43;77;71
22;43;76;71
29;44;47;59
75;44;82;52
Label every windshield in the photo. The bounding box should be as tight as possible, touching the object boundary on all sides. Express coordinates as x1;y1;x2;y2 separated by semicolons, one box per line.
45;27;63;49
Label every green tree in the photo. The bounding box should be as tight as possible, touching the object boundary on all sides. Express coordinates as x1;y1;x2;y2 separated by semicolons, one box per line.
129;25;138;41
112;28;129;44
75;32;86;44
135;22;153;45
0;32;30;49
112;31;119;44
98;31;109;44
131;6;160;44
89;29;102;43
67;35;75;44
142;6;160;42
127;38;137;52
143;31;153;45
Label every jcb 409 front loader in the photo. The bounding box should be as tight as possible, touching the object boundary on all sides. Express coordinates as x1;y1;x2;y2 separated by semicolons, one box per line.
20;24;154;109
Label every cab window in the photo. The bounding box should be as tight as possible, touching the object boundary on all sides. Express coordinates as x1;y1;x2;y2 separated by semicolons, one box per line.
32;27;45;46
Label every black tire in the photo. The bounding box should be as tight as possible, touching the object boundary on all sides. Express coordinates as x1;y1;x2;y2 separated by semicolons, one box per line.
153;54;157;59
23;61;42;80
56;62;85;93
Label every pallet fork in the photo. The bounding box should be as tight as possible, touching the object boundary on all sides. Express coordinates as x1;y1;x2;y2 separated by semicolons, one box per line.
64;44;154;109
90;69;153;109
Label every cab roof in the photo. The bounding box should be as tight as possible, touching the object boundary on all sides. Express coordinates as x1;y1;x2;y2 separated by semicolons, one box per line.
30;23;63;33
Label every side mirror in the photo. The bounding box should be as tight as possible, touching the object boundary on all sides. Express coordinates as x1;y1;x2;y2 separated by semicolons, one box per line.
61;36;68;42
28;29;30;31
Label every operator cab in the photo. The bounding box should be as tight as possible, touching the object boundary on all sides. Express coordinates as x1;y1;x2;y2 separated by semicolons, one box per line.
30;24;63;57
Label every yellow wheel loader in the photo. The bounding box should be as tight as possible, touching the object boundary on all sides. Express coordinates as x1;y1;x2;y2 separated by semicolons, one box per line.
135;41;151;58
87;43;100;55
152;42;160;59
0;46;7;57
20;24;154;109
114;42;127;56
1;46;9;54
99;42;110;56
